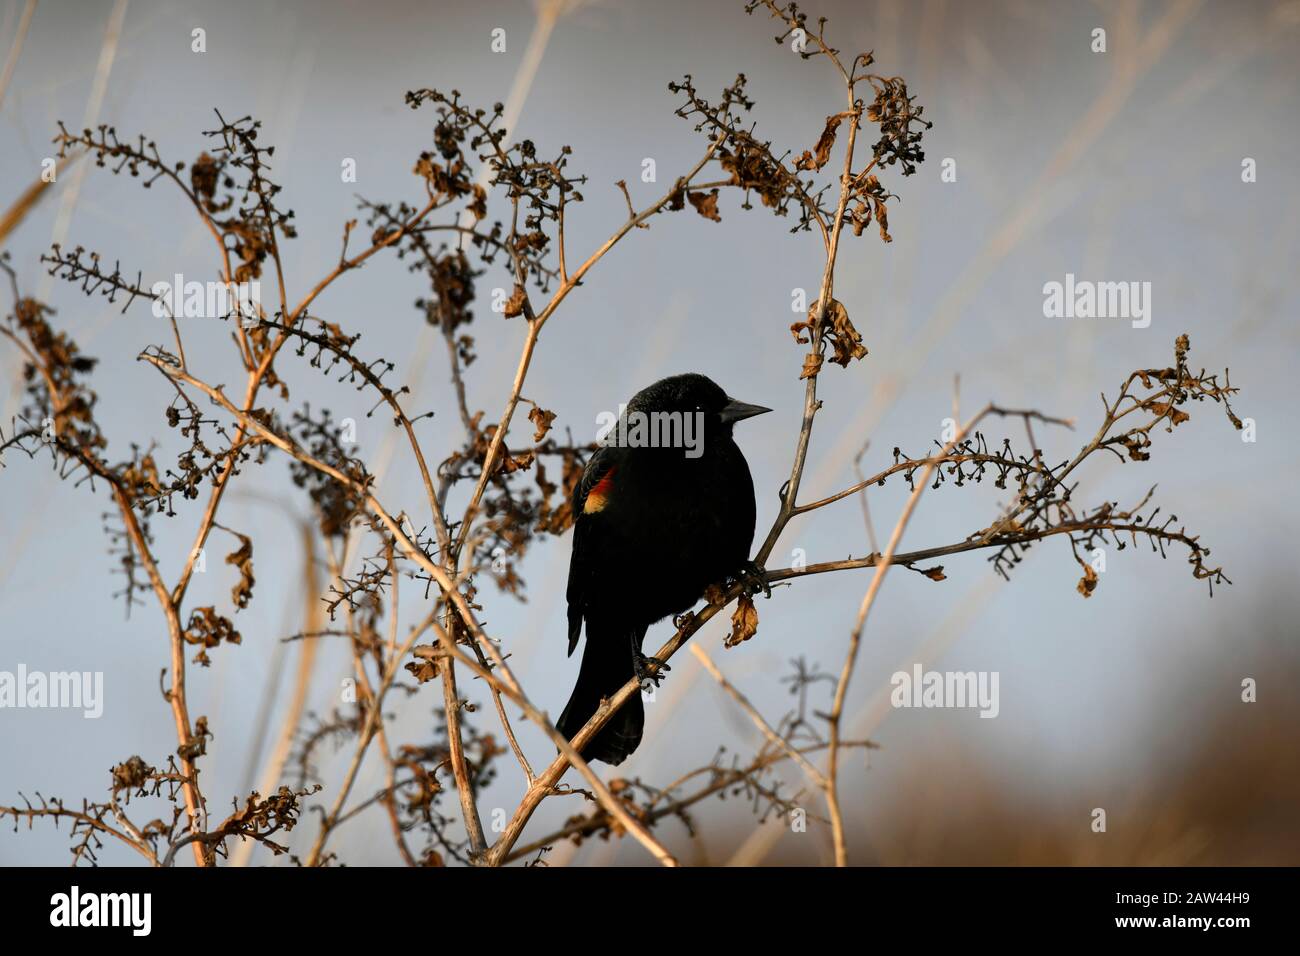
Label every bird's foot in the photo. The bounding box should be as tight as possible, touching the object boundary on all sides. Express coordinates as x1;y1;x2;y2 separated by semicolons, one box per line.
735;560;771;599
633;652;670;687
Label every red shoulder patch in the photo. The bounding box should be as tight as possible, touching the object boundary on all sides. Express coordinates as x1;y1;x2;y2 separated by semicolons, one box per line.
583;466;617;514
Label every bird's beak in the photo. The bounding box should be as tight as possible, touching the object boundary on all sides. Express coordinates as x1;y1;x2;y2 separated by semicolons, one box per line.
719;397;773;424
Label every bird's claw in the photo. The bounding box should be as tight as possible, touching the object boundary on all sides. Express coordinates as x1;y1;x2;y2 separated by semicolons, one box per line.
736;560;771;599
633;652;670;687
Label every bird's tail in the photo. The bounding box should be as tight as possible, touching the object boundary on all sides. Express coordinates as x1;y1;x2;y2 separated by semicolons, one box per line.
556;621;644;766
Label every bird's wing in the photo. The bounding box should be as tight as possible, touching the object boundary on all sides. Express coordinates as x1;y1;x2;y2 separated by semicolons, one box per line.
565;446;618;656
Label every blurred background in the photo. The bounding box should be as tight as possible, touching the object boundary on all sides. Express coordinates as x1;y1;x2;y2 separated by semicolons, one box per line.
0;0;1297;865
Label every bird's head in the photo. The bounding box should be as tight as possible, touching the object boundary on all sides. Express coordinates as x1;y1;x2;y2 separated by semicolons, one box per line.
626;373;771;441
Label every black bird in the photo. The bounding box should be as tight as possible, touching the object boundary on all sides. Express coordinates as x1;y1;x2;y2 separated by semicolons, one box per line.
557;373;770;765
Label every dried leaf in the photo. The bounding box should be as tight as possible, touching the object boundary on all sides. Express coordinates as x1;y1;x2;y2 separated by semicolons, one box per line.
500;450;535;474
792;298;868;375
405;658;440;683
823;298;868;367
182;607;241;667
503;285;527;318
872;198;891;242
800;351;824;380
225;532;255;609
468;184;487;221
688;189;721;222
406;645;442;683
1077;563;1099;598
794;113;844;172
1150;402;1190;426
725;594;759;648
528;405;556;442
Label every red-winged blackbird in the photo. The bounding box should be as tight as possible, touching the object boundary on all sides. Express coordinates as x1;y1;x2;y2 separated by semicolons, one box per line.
557;373;770;765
